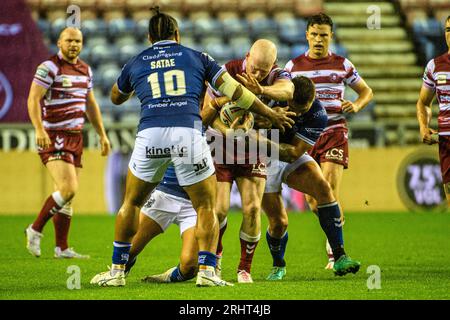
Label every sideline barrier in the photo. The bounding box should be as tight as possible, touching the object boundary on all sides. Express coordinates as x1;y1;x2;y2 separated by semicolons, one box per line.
0;145;442;215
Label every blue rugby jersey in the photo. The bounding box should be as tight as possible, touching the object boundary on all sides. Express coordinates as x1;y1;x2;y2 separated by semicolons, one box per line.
156;166;189;200
117;40;223;132
278;99;328;145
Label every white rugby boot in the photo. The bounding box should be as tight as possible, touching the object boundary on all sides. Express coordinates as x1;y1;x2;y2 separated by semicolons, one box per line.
54;247;90;259
90;266;126;287
237;270;253;283
141;267;177;283
25;225;43;257
196;267;234;287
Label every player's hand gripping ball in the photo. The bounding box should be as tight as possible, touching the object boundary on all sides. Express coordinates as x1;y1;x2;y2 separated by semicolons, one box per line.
219;101;254;130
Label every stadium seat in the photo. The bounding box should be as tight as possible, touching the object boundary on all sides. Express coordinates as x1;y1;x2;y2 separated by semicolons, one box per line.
178;18;195;37
278;18;307;45
108;18;137;38
229;36;252;58
40;0;69;11
37;19;51;35
85;35;109;47
89;44;120;68
204;43;234;62
81;19;108;38
248;16;278;40
294;0;323;17
276;44;291;65
115;34;137;47
97;63;122;94
222;17;250;39
291;44;308;58
267;0;294;14
118;43;144;66
50;18;67;41
193;17;223;39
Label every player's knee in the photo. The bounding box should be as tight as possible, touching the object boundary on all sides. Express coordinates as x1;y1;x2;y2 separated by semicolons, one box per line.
314;179;334;203
270;215;288;235
216;205;228;222
242;203;261;221
59;184;78;201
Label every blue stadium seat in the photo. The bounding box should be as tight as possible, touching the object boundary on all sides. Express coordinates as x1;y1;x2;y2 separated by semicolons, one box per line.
50;18;67;41
222;18;250;39
278;18;307;45
277;44;292;64
97;64;121;94
204;43;234;62
136;18;149;39
115;34;137;47
229;37;252;58
291;44;308;58
118;44;144;66
85;35;108;48
89;44;120;68
37;19;51;35
81;19;108;38
108;18;137;38
194;17;223;39
178;19;195;37
249;17;278;39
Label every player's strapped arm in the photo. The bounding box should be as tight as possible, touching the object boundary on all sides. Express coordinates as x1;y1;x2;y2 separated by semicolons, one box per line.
416;85;437;145
214;72;295;132
27;81;51;149
236;73;294;101
342;78;373;113
86;90;111;156
111;83;134;105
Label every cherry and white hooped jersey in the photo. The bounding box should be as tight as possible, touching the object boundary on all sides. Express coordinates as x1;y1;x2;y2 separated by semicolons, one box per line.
33;51;93;131
285;51;361;131
422;53;450;135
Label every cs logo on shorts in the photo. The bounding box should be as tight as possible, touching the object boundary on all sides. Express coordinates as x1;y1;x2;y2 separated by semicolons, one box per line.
325;148;344;161
252;163;267;175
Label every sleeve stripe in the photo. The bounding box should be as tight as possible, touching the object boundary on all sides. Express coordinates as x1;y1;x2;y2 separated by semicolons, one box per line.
295;133;315;146
211;68;226;89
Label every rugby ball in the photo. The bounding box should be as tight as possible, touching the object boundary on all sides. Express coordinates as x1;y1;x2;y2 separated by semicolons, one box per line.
219;101;254;129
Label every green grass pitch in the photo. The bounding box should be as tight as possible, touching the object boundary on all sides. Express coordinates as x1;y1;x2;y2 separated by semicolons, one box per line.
1;212;449;300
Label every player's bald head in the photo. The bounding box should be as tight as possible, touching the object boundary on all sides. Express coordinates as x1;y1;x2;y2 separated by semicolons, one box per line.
58;27;83;41
249;39;277;65
245;39;277;82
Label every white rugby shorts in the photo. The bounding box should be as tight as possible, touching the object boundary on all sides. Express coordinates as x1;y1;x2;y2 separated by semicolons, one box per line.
129;127;215;186
264;153;315;193
141;189;197;236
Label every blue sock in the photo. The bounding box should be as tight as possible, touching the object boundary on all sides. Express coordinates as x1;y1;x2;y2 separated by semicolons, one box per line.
266;230;288;267
198;251;217;268
170;265;190;282
112;241;132;265
317;202;345;260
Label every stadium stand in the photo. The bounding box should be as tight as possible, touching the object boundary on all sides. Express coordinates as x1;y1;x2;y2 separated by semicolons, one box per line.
27;0;449;145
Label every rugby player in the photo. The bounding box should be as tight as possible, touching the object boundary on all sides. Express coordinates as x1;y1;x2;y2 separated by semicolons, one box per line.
258;76;361;279
25;27;111;259
90;8;295;287
203;39;294;283
416;15;450;207
285;13;373;269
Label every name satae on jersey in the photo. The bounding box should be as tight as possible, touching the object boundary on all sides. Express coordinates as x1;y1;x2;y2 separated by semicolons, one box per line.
150;59;176;69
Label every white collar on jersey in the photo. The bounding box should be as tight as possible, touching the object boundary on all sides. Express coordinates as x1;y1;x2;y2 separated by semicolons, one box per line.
152;40;178;47
305;50;332;57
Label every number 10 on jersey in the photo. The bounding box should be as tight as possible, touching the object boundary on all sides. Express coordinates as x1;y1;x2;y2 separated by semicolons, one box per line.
147;70;187;98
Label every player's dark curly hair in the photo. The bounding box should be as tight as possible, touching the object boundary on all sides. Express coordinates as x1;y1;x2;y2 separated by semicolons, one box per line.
292;76;316;107
148;6;178;42
307;13;333;30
